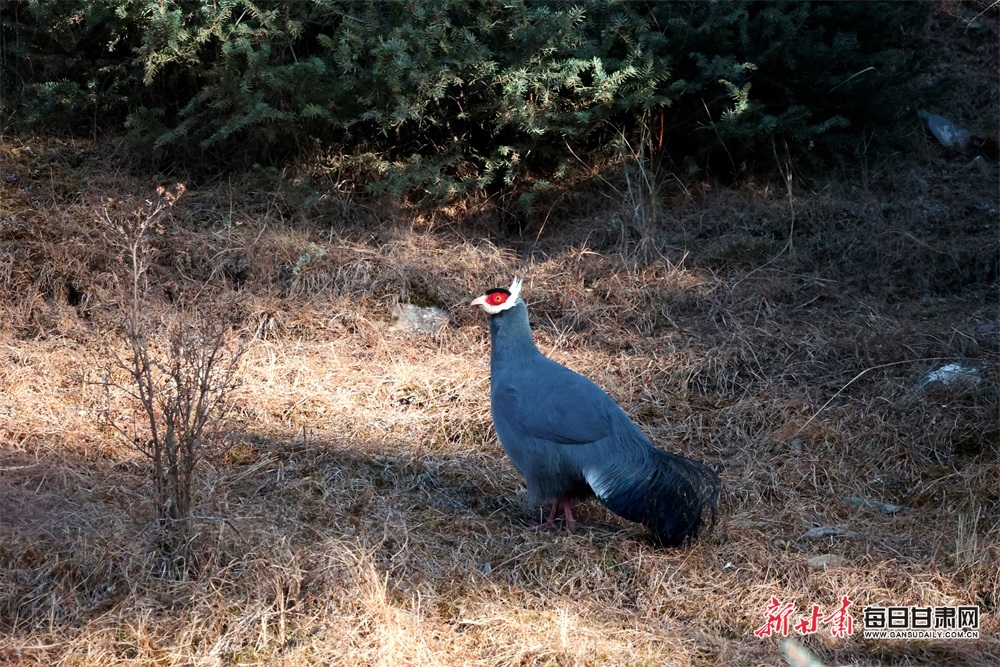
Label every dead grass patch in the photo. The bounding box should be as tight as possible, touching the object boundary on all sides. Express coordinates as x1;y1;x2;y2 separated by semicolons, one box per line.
2;31;999;663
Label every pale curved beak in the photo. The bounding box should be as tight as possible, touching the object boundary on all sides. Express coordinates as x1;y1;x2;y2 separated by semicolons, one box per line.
470;295;487;308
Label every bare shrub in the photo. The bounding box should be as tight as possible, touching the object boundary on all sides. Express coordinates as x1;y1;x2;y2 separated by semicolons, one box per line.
97;185;247;575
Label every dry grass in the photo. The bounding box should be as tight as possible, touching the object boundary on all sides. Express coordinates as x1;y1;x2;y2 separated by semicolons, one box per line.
1;138;997;667
1;10;999;662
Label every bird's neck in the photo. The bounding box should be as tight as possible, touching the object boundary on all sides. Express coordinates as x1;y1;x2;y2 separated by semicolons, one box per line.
488;300;540;365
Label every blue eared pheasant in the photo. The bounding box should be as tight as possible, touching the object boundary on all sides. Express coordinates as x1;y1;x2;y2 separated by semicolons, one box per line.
471;277;720;546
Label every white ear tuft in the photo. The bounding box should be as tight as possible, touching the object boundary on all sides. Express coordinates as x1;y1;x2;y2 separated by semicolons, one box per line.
508;276;523;303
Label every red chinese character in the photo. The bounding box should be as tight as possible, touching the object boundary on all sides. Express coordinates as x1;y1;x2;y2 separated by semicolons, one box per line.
795;604;824;635
823;595;855;637
755;596;796;638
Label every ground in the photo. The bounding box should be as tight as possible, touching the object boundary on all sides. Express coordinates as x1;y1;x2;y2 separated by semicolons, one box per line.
1;6;998;667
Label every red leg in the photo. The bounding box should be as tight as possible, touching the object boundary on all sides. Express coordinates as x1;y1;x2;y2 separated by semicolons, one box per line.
561;499;576;533
530;498;579;533
530;499;560;531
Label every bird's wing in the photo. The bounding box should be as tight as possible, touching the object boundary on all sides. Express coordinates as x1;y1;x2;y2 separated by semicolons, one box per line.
493;356;613;445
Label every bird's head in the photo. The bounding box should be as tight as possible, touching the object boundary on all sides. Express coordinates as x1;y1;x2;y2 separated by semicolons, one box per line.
470;276;523;315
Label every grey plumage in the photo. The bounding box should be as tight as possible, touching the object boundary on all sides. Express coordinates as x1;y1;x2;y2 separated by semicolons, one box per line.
473;279;719;546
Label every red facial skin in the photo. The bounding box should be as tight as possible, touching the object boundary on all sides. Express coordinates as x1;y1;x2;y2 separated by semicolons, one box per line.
484;291;508;306
470;288;512;310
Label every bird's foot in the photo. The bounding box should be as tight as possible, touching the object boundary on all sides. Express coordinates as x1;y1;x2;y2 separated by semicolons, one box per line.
561;499;576;534
529;520;559;532
529;499;560;532
529;499;576;533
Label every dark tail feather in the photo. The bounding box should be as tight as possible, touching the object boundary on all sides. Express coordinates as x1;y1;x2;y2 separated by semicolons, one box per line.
594;448;720;546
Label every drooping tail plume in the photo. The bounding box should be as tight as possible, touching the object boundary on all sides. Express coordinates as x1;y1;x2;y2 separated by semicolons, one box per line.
592;449;720;546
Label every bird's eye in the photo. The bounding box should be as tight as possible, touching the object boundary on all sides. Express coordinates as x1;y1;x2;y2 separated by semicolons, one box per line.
489;293;507;305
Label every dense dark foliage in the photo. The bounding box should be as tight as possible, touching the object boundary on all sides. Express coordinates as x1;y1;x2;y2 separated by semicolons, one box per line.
1;0;931;202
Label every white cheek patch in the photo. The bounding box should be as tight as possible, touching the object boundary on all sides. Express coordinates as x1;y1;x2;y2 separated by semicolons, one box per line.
472;276;524;315
477;296;517;316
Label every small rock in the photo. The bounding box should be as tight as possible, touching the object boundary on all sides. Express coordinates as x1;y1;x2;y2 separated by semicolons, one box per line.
976;323;1000;338
390;303;449;334
846;497;903;515
918;110;971;149
919;363;981;389
477;562;492;575
731;519;773;529
963;155;988;173
806;554;845;569
801;526;855;540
